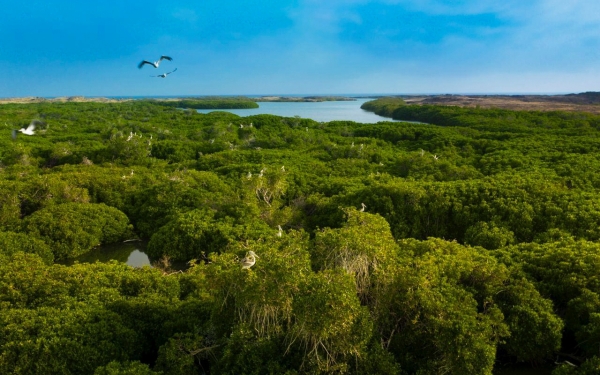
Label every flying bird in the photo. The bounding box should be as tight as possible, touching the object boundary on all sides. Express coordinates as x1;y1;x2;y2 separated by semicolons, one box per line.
240;251;259;270
150;68;177;78
138;55;173;69
12;119;41;139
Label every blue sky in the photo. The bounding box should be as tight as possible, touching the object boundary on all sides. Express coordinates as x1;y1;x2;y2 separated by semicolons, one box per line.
1;0;599;97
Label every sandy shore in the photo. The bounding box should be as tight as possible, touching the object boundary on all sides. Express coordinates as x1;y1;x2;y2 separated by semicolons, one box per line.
0;96;133;104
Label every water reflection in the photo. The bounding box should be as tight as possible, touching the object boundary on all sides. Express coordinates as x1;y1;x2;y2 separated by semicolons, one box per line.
68;241;151;267
196;98;401;123
125;249;152;268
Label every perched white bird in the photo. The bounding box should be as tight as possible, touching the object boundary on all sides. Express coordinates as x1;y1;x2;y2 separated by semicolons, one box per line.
247;172;252;179
277;225;283;237
138;55;173;69
359;203;366;212
433;154;440;161
150;68;177;78
281;165;285;172
240;251;259;269
420;148;425;157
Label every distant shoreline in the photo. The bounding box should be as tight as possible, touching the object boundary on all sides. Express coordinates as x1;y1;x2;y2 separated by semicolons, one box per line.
2;93;599;113
0;95;357;104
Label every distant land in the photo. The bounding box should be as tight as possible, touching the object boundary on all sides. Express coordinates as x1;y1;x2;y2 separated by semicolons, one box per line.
254;96;356;102
0;95;356;104
1;92;599;113
395;91;600;114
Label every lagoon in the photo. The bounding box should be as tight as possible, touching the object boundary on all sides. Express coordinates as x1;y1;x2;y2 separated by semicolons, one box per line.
196;98;398;123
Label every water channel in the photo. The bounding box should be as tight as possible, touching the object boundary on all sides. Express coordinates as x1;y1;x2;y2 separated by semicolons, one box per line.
196;98;398;123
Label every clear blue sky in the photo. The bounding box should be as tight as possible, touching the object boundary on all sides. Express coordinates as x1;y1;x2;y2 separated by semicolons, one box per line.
2;0;599;97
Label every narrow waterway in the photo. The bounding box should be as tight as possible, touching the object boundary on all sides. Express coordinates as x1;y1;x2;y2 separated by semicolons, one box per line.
196;98;399;123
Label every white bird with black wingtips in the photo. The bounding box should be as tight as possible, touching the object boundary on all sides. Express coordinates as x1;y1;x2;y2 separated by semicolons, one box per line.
138;55;173;69
150;68;177;78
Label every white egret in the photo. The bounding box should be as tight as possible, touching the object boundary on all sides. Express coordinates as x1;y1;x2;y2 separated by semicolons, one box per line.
277;225;283;237
420;148;425;157
240;251;259;269
138;55;173;69
281;166;285;172
359;203;366;212
247;172;252;179
433;154;439;161
150;68;177;78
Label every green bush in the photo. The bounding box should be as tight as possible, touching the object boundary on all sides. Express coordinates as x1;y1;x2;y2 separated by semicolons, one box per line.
23;203;132;260
0;231;54;264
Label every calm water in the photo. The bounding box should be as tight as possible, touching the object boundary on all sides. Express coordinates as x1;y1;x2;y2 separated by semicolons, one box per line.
68;241;151;268
196;98;398;123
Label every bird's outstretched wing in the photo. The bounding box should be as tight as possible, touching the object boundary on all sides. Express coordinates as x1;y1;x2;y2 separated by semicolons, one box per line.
26;120;40;133
159;56;173;62
166;68;178;75
138;60;153;69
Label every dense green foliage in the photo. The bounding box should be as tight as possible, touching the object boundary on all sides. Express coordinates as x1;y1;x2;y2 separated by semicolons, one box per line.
150;97;259;109
1;99;600;373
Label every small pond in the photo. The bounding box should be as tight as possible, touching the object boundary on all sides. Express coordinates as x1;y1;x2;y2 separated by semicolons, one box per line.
66;241;152;268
